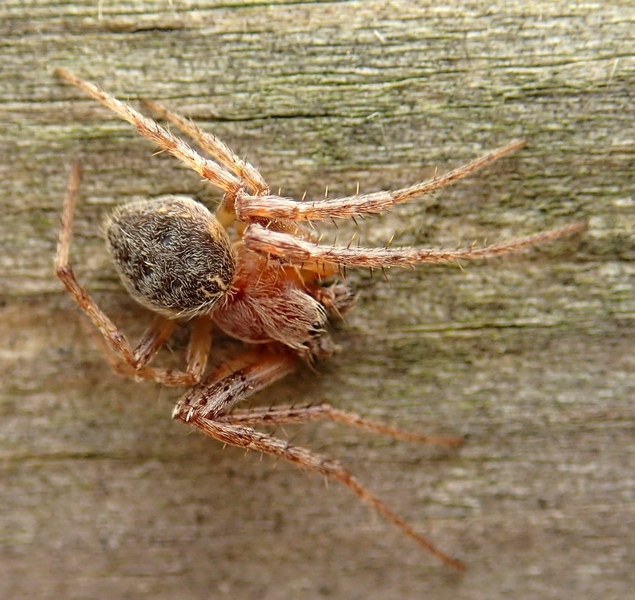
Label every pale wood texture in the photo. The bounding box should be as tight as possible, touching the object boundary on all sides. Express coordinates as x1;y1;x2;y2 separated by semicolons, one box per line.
1;1;634;598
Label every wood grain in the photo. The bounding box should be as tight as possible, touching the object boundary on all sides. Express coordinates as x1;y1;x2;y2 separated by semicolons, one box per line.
1;1;634;598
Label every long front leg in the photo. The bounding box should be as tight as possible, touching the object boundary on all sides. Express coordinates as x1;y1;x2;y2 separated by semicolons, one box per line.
244;221;587;270
142;99;269;196
172;347;464;569
54;69;243;196
236;140;526;221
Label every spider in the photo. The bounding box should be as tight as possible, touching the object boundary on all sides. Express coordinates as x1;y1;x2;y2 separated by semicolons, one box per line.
53;68;584;570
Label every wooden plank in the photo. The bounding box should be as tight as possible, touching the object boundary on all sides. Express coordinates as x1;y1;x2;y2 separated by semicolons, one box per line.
1;1;634;598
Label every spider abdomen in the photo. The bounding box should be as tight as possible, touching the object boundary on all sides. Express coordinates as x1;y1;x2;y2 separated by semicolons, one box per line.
105;196;235;319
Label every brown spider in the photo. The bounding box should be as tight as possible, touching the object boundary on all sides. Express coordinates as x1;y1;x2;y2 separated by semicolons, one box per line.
53;68;585;570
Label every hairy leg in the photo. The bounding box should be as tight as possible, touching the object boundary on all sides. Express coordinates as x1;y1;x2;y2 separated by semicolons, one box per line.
101;318;213;386
244;221;587;269
173;346;464;569
222;404;464;447
236;140;526;221
143;99;269;195
54;69;244;197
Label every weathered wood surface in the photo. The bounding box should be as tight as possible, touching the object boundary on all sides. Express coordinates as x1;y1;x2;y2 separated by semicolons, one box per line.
1;1;634;598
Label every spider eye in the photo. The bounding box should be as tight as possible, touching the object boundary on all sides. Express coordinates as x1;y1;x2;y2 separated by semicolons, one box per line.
106;196;235;319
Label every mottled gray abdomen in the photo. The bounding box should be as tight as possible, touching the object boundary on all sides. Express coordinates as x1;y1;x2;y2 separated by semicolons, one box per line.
105;196;235;319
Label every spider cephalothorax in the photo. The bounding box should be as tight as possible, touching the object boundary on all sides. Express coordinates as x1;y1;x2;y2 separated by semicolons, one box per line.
54;68;584;569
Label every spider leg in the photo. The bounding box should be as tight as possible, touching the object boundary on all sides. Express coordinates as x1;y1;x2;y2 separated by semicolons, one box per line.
99;317;213;387
55;163;211;386
221;404;464;447
143;99;269;196
55;163;136;363
173;351;464;570
140;97;323;244
236;140;526;222
174;346;299;420
54;69;244;198
122;314;176;367
142;98;276;227
173;347;464;569
135;99;320;240
244;221;587;269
